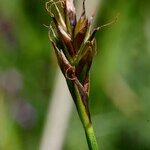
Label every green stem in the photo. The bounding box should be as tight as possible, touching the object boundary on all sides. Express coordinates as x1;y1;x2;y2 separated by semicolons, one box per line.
85;124;99;150
74;84;99;150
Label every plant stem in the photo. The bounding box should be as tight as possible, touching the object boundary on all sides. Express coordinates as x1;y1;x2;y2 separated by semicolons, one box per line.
84;124;99;150
74;84;99;150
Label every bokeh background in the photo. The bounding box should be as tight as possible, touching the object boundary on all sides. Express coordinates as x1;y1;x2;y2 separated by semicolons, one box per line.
0;0;150;150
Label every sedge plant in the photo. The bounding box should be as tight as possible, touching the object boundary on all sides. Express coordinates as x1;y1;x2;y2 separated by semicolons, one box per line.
45;0;117;149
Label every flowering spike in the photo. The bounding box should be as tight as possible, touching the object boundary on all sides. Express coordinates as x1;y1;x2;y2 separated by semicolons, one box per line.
46;1;101;149
46;0;95;129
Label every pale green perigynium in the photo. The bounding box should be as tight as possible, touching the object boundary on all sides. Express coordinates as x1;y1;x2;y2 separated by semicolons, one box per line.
46;0;99;149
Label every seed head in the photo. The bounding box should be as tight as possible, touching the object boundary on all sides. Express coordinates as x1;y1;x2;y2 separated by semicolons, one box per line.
46;0;99;119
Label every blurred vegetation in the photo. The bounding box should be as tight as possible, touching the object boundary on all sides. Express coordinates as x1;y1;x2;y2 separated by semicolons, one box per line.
0;0;150;150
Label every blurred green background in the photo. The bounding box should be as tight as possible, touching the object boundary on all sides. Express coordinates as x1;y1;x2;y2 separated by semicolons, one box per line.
0;0;150;150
